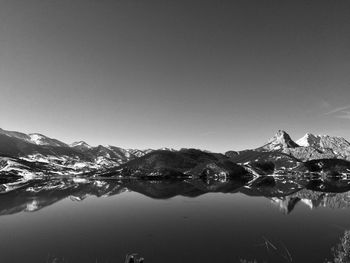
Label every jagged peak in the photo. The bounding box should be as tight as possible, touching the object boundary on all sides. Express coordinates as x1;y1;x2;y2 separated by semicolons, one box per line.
268;130;297;145
70;141;92;148
296;132;350;147
268;130;292;142
299;132;344;140
260;130;299;151
296;133;318;147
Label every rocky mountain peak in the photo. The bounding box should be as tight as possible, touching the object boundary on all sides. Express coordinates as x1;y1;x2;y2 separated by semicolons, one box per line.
260;130;299;151
296;133;350;149
296;133;320;147
71;141;92;149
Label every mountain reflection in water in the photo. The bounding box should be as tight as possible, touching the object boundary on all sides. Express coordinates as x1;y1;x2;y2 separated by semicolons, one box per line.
0;175;350;263
1;175;349;216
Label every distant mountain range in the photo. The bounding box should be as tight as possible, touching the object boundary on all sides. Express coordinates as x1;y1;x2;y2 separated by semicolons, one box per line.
1;127;350;192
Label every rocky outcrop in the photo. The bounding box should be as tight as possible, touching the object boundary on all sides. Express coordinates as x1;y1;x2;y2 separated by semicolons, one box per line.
294;133;350;160
283;146;337;161
254;130;350;163
258;130;299;151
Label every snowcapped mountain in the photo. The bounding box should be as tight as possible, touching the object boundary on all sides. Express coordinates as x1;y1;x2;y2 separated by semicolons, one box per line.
28;133;68;147
70;141;93;151
296;133;350;157
127;148;154;157
1;127;350;192
253;130;350;162
296;133;321;147
0;128;154;182
0;128;68;147
224;130;350;175
1;127;188;185
285;133;350;161
258;130;299;151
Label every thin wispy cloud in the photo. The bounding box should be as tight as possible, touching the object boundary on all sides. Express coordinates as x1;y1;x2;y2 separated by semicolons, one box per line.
324;105;350;116
336;111;350;120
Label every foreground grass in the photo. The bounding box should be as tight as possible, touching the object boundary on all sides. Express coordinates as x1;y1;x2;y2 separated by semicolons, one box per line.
44;230;350;262
327;230;350;263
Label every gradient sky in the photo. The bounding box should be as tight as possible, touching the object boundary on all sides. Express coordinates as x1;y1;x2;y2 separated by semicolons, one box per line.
1;0;350;152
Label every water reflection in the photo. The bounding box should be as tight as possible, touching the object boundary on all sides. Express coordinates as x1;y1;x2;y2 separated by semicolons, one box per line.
0;175;349;217
0;175;350;263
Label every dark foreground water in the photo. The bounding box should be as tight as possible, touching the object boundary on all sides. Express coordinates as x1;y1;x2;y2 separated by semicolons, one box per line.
0;176;350;263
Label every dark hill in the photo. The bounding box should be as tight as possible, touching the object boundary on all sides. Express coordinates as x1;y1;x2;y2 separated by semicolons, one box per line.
295;159;350;176
110;149;249;179
0;134;87;160
226;149;300;170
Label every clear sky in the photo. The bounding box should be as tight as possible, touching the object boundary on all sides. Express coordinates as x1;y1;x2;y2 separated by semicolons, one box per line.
1;0;350;152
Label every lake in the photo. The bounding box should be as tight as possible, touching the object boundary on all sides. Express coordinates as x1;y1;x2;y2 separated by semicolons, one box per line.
0;176;349;263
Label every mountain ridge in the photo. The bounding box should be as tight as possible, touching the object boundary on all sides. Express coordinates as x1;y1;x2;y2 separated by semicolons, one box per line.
1;127;350;192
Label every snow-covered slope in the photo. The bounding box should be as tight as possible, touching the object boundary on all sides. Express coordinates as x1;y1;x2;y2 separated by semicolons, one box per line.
296;133;320;147
29;133;68;147
70;141;93;151
0;128;68;147
289;133;350;161
0;127;155;180
296;133;350;155
254;130;350;161
2;127;350;187
258;130;299;151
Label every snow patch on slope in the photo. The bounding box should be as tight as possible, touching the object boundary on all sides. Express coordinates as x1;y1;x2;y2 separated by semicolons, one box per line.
296;133;320;147
29;134;45;145
70;141;92;149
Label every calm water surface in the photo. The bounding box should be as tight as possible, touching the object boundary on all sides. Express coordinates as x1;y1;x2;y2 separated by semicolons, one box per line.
0;177;349;263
